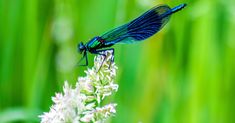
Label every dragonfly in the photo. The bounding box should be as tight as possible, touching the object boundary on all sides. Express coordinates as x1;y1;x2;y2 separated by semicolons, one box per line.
78;3;187;67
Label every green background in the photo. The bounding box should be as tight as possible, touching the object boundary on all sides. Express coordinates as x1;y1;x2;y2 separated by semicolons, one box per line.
1;0;235;122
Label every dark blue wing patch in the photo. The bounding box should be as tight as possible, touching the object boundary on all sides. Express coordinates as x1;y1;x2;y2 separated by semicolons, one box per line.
101;5;172;44
125;5;171;41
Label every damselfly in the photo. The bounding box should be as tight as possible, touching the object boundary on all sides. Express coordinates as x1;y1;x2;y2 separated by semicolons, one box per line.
78;3;187;67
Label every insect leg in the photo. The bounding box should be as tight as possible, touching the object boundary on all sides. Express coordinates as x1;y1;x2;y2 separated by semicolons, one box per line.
78;51;88;66
92;48;115;70
107;48;114;68
91;51;106;72
84;52;88;66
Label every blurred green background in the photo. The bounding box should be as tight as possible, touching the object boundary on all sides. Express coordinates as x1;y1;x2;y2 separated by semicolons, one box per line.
1;0;235;122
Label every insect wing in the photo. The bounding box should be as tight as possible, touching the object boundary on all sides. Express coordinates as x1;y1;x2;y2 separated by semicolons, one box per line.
101;23;129;44
101;5;171;44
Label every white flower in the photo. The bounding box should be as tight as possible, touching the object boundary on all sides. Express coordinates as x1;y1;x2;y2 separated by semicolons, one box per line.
39;51;118;123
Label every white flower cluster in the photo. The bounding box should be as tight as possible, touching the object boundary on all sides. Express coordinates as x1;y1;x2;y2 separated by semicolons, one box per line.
39;51;118;123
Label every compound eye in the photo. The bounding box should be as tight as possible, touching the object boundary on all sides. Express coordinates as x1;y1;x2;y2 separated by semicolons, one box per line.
78;42;85;53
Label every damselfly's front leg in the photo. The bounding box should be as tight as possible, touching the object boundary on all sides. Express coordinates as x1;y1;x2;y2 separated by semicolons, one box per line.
91;48;114;71
78;51;88;66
